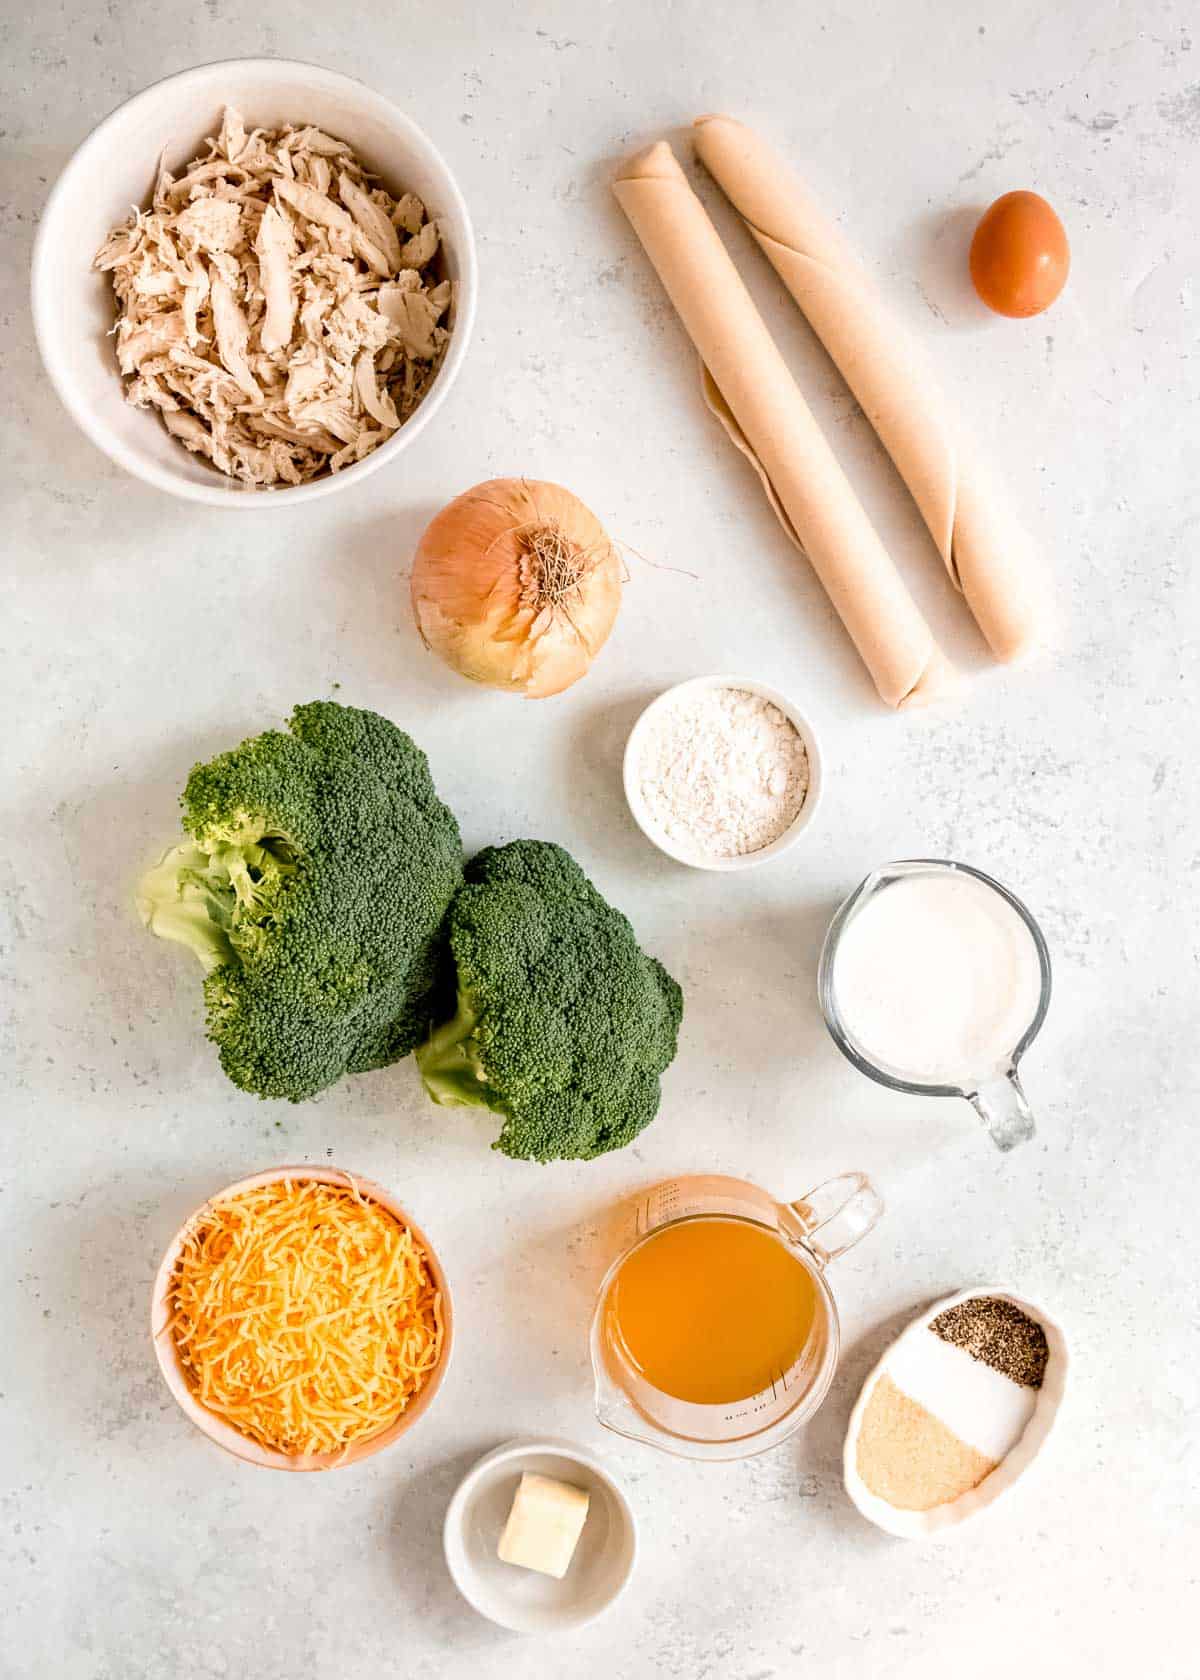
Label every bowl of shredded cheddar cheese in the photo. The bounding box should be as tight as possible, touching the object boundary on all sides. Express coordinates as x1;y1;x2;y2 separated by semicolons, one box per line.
150;1166;452;1469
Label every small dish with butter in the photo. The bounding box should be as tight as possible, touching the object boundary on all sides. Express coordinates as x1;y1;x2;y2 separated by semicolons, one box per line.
443;1439;637;1633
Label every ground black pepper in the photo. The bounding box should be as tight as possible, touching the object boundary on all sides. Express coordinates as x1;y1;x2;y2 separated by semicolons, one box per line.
929;1296;1048;1389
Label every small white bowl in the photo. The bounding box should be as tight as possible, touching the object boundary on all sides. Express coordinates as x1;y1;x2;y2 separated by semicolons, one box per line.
443;1440;637;1634
623;674;823;871
31;58;477;507
151;1165;454;1471
843;1285;1068;1540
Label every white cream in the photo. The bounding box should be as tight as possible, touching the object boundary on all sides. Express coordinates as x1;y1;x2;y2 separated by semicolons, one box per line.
886;1329;1035;1462
831;870;1042;1087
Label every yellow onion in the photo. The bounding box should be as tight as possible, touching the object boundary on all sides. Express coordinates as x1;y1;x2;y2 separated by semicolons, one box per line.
411;478;623;698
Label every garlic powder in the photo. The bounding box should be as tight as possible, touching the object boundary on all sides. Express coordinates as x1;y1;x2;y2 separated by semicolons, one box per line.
636;685;810;860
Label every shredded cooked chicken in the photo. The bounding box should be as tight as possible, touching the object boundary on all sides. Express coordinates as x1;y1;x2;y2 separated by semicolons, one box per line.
94;107;453;488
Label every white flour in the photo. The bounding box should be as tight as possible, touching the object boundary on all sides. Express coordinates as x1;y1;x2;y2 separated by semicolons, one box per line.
636;685;810;859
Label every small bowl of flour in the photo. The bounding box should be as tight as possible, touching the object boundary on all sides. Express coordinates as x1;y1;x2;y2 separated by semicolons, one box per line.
623;676;822;870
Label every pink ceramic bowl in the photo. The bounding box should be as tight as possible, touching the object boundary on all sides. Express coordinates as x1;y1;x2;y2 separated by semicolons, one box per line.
151;1164;454;1470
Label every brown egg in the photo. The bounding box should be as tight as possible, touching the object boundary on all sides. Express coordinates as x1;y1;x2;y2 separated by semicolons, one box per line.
969;191;1070;318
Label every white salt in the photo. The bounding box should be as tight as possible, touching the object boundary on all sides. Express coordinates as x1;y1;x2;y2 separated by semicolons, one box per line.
886;1329;1035;1462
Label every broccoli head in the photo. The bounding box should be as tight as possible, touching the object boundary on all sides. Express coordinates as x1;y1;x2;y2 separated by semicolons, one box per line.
138;701;463;1101
415;840;683;1161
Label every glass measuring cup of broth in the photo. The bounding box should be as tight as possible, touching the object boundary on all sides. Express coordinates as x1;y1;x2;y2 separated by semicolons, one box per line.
590;1173;883;1461
818;859;1052;1151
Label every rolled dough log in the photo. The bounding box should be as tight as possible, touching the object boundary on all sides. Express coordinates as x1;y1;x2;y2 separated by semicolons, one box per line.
693;114;1043;663
613;140;955;709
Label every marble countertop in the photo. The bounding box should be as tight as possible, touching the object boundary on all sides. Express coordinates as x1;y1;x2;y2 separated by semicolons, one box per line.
4;2;1197;1675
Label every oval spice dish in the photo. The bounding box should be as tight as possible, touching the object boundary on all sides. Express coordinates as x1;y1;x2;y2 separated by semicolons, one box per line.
843;1285;1067;1539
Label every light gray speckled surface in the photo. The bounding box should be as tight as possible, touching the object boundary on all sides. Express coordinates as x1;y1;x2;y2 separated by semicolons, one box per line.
4;2;1198;1676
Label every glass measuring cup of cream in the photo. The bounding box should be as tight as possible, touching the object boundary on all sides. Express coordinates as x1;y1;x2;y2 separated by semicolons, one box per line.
818;860;1052;1151
590;1172;883;1461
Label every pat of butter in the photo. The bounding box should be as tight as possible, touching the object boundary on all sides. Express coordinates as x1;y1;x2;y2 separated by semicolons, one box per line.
497;1471;590;1579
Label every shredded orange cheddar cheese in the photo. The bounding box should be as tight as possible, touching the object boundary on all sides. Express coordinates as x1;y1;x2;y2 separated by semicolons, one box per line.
166;1177;443;1457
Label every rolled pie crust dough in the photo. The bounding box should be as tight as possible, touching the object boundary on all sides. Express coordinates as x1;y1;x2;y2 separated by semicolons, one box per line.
693;114;1044;663
613;140;956;710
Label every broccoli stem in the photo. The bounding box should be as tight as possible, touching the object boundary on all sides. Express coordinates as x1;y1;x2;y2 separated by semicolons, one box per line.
136;841;237;973
415;994;493;1108
137;832;296;974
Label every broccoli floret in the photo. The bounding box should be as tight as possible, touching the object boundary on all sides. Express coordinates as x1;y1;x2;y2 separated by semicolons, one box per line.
416;840;683;1162
138;701;463;1101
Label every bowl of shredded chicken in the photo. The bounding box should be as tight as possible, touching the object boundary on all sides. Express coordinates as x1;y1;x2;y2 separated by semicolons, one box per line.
151;1167;453;1470
33;60;477;503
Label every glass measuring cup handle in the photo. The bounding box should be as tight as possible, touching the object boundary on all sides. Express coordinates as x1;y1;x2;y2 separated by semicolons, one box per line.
782;1172;884;1266
968;1069;1036;1151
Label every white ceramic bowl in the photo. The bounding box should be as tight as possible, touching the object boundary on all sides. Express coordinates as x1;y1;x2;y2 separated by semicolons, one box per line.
623;674;823;871
32;58;477;507
443;1440;637;1633
843;1285;1068;1539
151;1165;454;1471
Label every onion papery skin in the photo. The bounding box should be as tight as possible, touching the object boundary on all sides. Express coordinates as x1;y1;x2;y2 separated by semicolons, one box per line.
411;478;623;698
